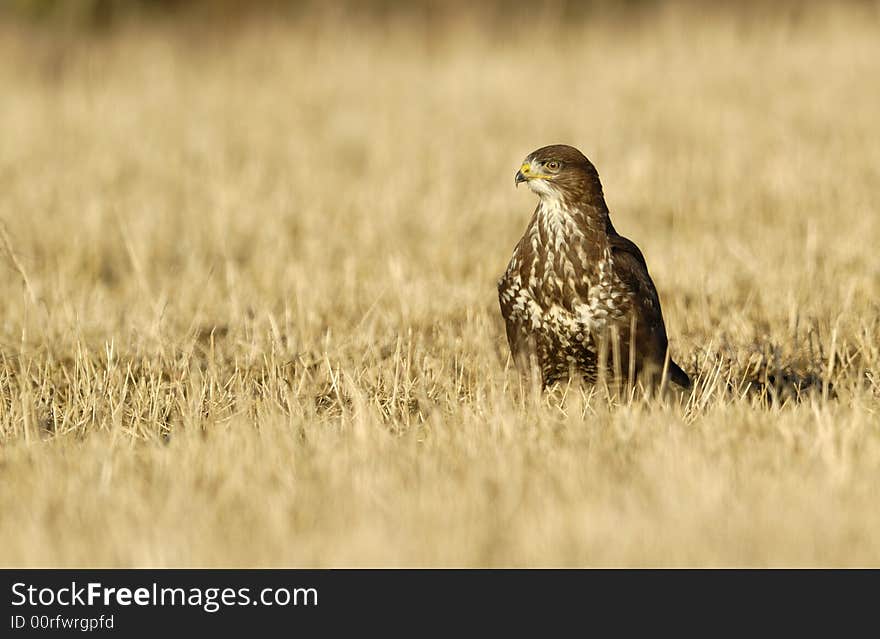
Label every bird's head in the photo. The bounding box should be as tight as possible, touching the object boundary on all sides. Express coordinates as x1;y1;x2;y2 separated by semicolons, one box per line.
515;144;604;205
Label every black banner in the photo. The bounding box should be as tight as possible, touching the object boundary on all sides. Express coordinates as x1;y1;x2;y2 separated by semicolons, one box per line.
1;569;874;635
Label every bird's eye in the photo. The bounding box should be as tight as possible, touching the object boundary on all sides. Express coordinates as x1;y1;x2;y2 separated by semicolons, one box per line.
546;161;560;171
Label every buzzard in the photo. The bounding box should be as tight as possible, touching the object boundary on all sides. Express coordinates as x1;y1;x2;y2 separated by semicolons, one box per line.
497;144;690;390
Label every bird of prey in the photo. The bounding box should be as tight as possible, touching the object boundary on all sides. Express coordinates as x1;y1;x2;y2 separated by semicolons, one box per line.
497;144;690;390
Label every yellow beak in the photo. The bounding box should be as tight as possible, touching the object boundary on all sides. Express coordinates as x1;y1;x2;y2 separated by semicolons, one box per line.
515;160;553;187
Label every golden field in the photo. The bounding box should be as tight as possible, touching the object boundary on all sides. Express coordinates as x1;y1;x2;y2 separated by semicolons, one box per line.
1;4;880;566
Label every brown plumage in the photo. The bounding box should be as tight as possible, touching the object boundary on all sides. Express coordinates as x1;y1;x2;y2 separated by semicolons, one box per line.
497;144;691;390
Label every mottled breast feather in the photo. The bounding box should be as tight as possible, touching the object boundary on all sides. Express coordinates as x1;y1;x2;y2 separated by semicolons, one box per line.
498;149;690;390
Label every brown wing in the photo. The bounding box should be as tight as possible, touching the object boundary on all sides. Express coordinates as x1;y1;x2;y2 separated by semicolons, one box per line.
497;272;522;357
497;254;530;367
497;234;541;380
608;234;690;388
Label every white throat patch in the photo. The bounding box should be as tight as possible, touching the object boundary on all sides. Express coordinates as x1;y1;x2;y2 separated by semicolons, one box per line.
527;177;559;199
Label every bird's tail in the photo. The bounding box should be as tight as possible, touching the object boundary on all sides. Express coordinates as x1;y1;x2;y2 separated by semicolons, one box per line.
667;360;692;390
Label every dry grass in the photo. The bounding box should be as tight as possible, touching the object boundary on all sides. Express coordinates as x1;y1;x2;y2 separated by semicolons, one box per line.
1;4;880;566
